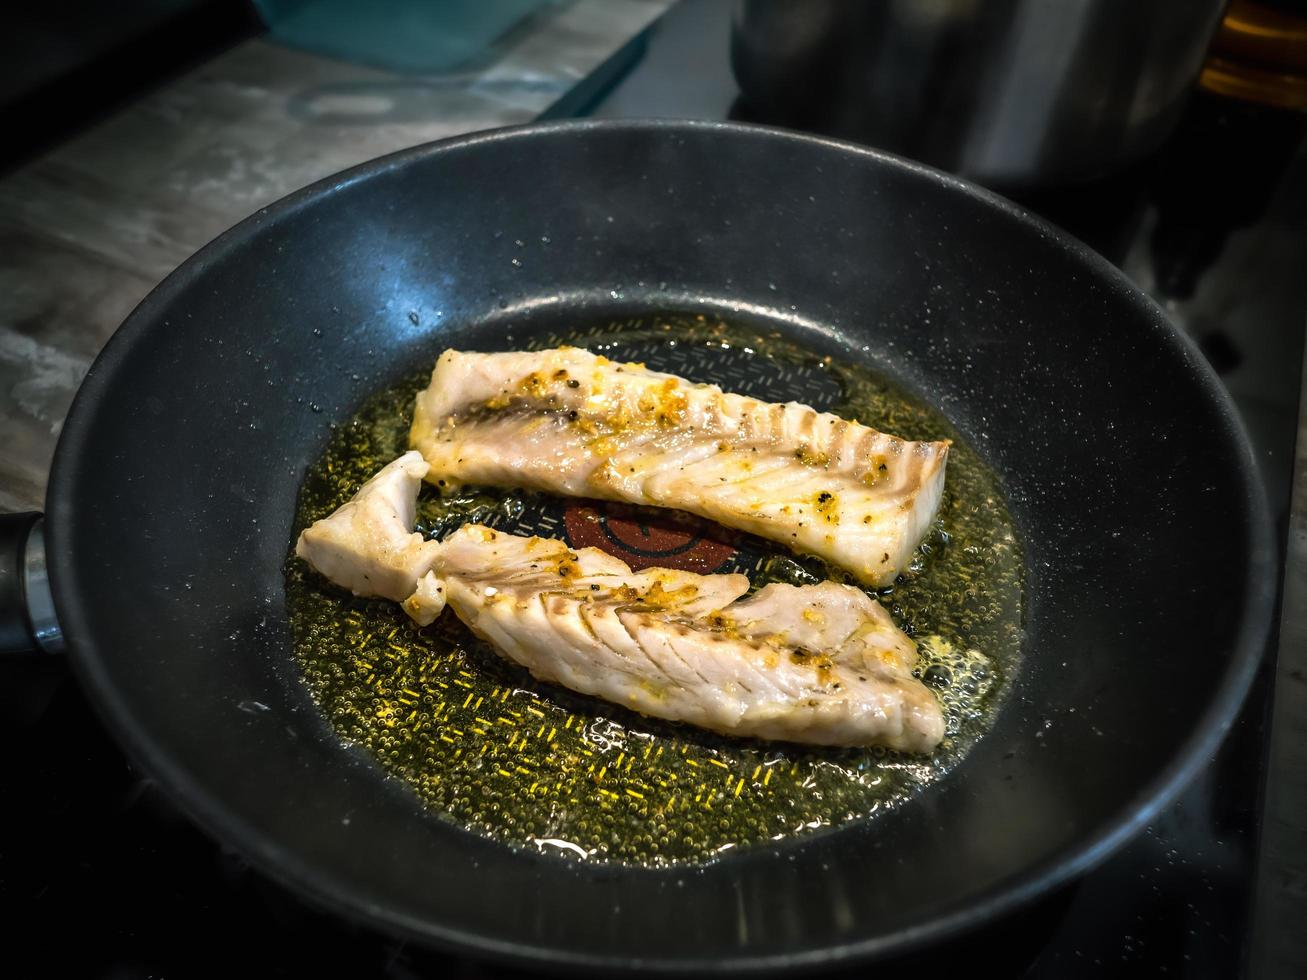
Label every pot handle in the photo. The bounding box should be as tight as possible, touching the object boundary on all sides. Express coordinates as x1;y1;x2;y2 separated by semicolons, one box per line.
0;513;64;655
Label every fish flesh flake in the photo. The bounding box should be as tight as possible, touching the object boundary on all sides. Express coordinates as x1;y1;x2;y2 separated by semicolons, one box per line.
409;347;949;586
296;453;944;751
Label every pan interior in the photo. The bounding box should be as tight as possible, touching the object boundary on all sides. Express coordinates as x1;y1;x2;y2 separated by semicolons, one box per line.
286;311;1025;866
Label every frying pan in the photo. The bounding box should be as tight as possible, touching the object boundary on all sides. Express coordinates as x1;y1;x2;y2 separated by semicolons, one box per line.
0;120;1273;972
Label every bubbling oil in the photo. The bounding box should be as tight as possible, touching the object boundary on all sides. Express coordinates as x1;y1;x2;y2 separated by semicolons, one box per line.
285;315;1023;865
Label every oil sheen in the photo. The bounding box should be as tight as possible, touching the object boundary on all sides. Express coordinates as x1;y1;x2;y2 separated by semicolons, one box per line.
286;316;1024;865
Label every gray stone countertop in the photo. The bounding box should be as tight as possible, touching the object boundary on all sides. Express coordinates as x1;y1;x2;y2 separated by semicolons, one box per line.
0;0;668;511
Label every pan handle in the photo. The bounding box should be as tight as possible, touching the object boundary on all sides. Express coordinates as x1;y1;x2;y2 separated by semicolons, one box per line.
0;513;64;655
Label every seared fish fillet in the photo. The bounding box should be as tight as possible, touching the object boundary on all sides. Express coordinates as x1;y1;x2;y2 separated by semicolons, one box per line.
294;450;438;602
296;453;944;751
410;348;949;586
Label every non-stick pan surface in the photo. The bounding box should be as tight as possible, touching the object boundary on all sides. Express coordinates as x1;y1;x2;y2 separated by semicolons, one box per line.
45;120;1273;972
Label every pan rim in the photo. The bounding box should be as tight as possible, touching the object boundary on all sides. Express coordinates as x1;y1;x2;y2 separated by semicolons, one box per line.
45;117;1277;973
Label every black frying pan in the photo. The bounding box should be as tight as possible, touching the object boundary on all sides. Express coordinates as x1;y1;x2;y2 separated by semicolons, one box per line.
1;120;1273;972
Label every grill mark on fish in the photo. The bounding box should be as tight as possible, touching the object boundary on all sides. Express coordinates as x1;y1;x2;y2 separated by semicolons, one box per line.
618;608;734;695
622;613;699;690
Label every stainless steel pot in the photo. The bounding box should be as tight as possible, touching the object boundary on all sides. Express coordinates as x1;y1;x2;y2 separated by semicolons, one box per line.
731;0;1228;188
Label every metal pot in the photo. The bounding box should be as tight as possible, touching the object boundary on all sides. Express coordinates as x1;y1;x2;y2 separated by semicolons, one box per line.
731;0;1228;188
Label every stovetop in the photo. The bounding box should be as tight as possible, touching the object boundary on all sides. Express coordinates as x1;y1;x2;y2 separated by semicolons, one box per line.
4;1;1304;977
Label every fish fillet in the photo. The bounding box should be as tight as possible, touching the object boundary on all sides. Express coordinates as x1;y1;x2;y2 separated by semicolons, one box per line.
296;453;944;751
409;347;949;586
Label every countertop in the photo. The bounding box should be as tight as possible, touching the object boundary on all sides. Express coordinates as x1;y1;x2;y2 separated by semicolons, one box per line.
0;0;669;511
1252;348;1307;978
